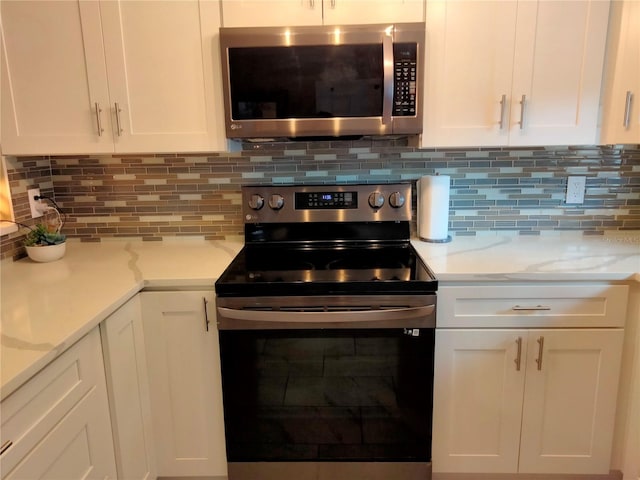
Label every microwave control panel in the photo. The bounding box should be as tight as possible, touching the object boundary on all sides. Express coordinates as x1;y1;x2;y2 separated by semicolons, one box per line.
393;43;418;117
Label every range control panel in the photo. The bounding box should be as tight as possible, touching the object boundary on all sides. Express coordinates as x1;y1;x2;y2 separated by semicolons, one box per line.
242;184;412;224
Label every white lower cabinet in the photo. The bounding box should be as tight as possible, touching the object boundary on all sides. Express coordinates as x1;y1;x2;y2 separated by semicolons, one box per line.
433;329;526;473
140;290;227;478
433;284;627;476
100;295;156;480
0;328;117;479
519;329;624;474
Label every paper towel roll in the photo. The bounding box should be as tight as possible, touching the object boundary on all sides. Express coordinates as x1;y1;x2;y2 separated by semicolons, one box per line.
417;175;451;242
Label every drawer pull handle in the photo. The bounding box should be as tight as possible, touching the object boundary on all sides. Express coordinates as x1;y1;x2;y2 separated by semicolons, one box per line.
512;305;551;311
0;440;13;456
498;94;507;130
515;336;523;371
519;94;527;129
624;90;633;128
536;336;545;371
94;102;104;136
114;102;124;136
203;297;210;332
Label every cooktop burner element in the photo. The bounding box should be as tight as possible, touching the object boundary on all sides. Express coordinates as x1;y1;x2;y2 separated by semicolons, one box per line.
215;184;437;297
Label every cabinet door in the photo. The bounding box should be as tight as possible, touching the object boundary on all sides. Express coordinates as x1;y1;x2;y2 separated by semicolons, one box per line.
422;0;517;147
141;291;227;478
509;0;610;146
100;0;225;153
601;0;640;144
3;388;117;480
519;329;624;474
423;0;609;148
1;328;117;480
100;295;156;480
0;0;114;155
221;0;322;27
323;0;424;25
432;329;527;473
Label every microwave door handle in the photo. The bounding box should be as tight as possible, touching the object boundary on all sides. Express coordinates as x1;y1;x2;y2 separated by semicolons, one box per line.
382;34;394;125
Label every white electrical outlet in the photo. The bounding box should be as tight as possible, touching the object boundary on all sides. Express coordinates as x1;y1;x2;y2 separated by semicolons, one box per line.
565;176;586;204
27;188;46;218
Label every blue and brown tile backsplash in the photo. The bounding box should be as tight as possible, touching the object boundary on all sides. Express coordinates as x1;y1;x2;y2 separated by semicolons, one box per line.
2;139;639;260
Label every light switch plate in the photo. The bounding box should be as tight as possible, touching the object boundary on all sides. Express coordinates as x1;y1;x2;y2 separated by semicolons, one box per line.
565;176;586;204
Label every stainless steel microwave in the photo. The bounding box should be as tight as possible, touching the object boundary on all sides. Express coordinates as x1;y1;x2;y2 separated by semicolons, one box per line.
219;23;425;139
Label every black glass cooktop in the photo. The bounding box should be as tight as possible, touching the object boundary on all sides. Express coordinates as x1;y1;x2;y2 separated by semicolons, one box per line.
215;243;437;297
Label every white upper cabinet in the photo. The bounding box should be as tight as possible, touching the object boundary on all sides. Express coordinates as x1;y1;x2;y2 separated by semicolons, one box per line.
1;1;113;154
221;0;322;26
422;0;517;147
323;0;424;25
601;0;640;144
100;0;224;153
221;0;423;27
1;0;225;155
422;0;610;147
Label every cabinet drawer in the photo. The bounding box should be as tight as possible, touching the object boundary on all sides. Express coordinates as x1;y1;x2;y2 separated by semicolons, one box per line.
0;328;106;474
437;284;629;328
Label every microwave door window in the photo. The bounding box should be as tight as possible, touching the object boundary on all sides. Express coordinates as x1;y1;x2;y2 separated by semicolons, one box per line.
228;45;384;120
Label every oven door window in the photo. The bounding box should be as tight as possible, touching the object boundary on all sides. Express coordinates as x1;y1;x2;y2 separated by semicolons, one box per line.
219;328;434;462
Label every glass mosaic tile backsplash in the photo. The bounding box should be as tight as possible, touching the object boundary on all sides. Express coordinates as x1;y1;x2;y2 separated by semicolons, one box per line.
2;140;638;260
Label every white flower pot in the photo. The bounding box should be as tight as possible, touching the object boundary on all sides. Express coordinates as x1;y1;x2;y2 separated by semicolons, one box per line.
25;242;66;263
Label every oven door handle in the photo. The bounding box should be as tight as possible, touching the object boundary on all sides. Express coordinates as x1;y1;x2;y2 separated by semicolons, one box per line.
217;304;435;329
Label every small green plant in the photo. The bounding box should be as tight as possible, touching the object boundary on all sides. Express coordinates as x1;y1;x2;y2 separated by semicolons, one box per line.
24;223;66;247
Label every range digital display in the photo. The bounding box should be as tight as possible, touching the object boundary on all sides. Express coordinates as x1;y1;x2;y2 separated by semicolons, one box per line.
295;191;358;209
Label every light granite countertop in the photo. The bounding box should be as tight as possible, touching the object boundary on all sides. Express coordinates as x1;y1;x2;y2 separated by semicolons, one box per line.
1;233;639;401
0;239;243;400
412;232;640;283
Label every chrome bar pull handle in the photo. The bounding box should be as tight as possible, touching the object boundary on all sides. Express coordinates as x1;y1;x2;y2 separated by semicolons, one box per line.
499;94;507;130
519;94;526;129
331;0;336;7
203;297;210;332
0;440;13;456
381;33;394;125
536;336;545;371
94;102;104;136
624;90;633;128
309;0;314;7
515;337;523;371
114;102;123;136
512;305;551;311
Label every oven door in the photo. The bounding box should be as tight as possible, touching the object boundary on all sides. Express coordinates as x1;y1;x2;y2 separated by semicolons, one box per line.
217;294;435;475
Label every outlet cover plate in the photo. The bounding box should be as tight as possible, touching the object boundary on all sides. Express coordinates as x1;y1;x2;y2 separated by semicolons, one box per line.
565;176;586;204
27;188;43;218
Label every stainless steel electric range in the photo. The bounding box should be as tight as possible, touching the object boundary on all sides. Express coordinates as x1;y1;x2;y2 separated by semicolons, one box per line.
215;183;437;480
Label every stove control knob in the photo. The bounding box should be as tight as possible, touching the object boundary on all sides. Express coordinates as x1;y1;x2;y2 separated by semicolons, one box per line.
389;192;406;208
269;194;285;210
368;192;385;209
248;194;264;210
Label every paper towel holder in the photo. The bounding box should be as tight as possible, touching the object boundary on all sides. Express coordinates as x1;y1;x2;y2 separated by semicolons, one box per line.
420;234;452;243
417;173;453;243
